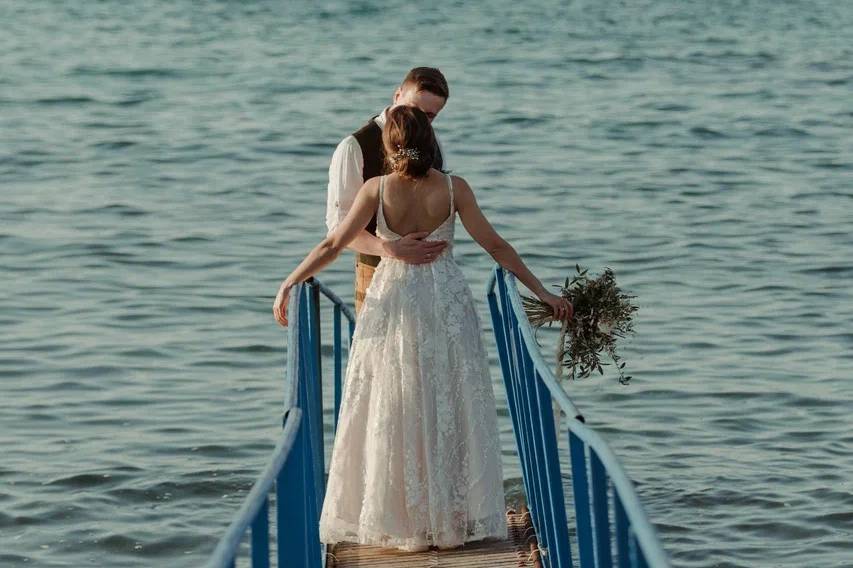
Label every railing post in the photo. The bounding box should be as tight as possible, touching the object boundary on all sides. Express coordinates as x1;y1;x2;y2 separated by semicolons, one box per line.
570;432;595;567
278;411;308;568
251;498;270;568
308;279;322;386
590;450;613;568
276;469;289;568
630;533;640;568
614;490;630;568
333;304;342;432
299;291;324;568
307;281;325;482
533;372;572;567
513;319;551;554
497;273;539;528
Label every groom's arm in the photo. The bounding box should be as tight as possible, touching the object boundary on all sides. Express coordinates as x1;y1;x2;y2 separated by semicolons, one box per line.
325;136;392;257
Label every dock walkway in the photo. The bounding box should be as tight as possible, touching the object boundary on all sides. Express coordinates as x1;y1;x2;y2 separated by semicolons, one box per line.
327;506;542;568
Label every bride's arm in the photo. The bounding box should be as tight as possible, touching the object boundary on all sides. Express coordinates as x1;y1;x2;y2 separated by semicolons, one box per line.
453;176;572;321
273;178;380;325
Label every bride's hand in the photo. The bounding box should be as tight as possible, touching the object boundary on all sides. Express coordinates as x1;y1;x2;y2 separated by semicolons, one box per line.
538;290;573;322
273;282;293;327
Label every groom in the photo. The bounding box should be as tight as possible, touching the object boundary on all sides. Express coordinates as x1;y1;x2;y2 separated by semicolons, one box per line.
325;67;450;313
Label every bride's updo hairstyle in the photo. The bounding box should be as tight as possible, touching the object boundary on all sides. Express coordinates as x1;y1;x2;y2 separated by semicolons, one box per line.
382;105;436;180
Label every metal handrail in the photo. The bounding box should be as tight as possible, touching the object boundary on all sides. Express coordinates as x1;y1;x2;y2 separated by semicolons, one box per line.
487;269;584;422
486;266;670;568
204;406;303;568
205;279;355;568
207;268;669;568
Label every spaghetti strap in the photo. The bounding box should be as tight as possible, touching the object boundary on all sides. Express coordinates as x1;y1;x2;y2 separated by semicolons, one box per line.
377;174;385;224
445;172;454;214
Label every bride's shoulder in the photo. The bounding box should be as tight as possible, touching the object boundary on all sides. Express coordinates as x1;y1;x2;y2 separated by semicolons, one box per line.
363;175;382;188
446;173;471;190
446;174;474;197
358;175;382;197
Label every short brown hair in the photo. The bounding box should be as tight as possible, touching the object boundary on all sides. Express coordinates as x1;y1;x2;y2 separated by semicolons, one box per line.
382;106;436;180
400;67;449;100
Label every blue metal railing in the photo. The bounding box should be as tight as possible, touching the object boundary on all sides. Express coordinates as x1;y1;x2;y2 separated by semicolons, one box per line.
205;278;355;568
206;268;669;568
487;266;670;568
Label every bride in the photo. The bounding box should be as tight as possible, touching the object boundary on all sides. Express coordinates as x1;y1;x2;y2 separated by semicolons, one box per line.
273;105;572;552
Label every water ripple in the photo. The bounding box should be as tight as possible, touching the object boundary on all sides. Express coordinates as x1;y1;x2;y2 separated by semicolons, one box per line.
2;1;852;567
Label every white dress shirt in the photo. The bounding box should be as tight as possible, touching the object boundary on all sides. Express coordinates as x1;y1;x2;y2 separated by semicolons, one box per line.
325;107;448;236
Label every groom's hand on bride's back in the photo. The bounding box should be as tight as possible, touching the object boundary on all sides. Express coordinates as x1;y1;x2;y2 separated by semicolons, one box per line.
385;232;447;264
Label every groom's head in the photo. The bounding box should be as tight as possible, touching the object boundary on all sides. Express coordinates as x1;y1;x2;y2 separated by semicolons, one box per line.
391;67;448;123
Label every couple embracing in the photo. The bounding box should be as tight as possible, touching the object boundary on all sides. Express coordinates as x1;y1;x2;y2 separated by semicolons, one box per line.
273;67;573;553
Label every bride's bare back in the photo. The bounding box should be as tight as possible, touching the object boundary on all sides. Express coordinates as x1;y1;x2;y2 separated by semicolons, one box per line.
379;169;453;237
273;165;573;326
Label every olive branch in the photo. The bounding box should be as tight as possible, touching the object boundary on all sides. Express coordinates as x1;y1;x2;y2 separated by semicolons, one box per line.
522;264;638;385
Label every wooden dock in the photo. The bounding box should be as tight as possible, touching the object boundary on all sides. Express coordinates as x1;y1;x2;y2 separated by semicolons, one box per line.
325;506;543;568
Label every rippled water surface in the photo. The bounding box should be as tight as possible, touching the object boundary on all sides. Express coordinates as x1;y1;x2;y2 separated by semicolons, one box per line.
2;1;852;566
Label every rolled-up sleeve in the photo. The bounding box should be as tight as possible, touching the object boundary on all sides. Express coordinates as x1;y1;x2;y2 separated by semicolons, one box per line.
325;135;364;236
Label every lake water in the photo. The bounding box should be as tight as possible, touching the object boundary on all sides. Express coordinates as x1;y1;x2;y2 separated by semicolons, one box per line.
2;1;852;566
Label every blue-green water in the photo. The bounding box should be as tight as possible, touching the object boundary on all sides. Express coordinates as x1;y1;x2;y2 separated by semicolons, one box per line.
2;1;852;566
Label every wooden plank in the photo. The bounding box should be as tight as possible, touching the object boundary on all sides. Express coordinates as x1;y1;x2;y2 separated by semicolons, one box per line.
326;506;543;568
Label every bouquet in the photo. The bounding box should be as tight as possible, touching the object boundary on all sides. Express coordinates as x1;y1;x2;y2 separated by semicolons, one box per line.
523;264;638;385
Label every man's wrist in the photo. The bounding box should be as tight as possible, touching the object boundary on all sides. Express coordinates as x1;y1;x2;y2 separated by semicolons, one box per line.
382;240;398;258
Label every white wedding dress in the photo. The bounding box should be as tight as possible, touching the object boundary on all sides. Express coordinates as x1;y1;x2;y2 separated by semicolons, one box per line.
318;173;508;550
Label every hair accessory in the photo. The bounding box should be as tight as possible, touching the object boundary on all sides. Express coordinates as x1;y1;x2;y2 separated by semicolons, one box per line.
390;145;421;164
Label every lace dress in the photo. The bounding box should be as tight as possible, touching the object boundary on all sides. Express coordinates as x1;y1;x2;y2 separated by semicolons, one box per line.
318;173;508;550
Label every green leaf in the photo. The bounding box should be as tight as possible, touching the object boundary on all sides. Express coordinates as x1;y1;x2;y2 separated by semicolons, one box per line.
540;266;637;386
